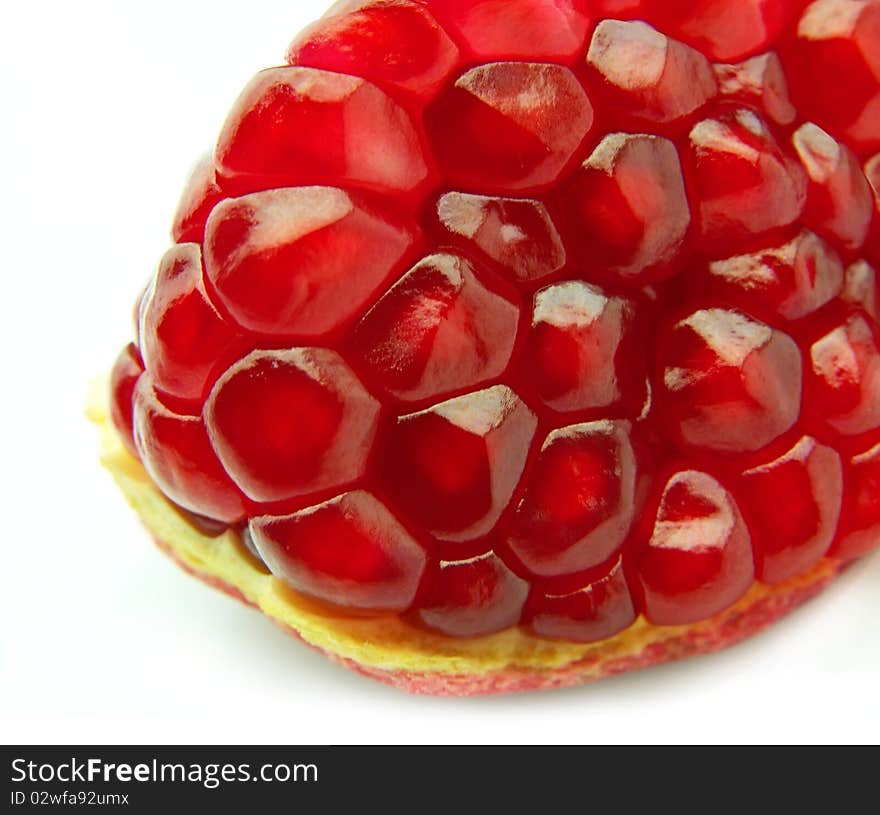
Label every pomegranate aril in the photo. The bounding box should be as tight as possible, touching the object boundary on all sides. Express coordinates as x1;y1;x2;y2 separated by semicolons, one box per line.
216;66;428;195
287;1;459;97
416;552;529;637
436;193;566;283
807;312;880;437
429;0;592;61
688;108;807;250
171;155;224;245
426;61;594;192
586;20;717;124
205;348;380;504
782;0;880;157
527;555;637;643
714;52;797;127
640;0;795;63
792;122;874;251
109;343;144;458
350;252;520;403
831;441;880;561
738;437;843;584
561;132;691;282
133;378;246;524
524;282;642;413
508;421;637;578
251;491;427;611
637;470;755;626
139;243;245;404
703;230;844;321
380;386;537;542
843;260;880;319
659;309;803;453
204;187;416;338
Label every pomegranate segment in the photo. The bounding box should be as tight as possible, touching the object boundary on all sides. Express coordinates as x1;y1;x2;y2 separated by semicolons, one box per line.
586;20;718;124
351;253;520;402
115;0;880;646
436;193;566;283
659;309;803;453
417;552;530;637
792;122;874;250
203;187;416;338
205;349;380;504
216;66;428;195
703;230;844;321
808;312;880;437
688;108;808;250
251;491;427;611
527;556;638;643
508;421;637;578
738;437;843;584
562;132;691;282
380;386;537;542
832;442;880;560
637;470;755;626
133;378;247;524
430;0;592;61
139;243;244;405
524;282;642;413
426;61;594;192
287;1;460;97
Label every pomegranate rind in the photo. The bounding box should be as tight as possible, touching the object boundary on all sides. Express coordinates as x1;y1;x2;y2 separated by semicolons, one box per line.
92;389;844;696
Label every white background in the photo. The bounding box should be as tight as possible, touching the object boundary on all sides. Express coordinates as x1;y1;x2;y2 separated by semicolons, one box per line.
1;0;878;745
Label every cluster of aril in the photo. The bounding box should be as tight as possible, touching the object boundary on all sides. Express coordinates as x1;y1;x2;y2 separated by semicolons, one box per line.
111;0;880;642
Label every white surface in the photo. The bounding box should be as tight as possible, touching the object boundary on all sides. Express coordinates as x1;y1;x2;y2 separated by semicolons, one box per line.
1;0;878;746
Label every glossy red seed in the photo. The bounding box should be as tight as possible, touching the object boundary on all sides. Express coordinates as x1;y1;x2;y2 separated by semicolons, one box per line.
251;491;426;611
587;20;717;124
429;0;592;61
380;386;537;542
426;61;594;192
563;133;691;281
783;0;880;156
642;0;795;63
139;243;244;404
171;156;224;245
704;230;844;320
508;421;637;578
638;470;755;626
831;441;880;560
738;437;843;583
714;52;797;126
793;122;874;250
351;253;519;402
203;187;415;338
216;66;428;195
133;378;246;524
688;108;807;249
436;193;566;282
659;309;802;453
524;282;642;413
808;312;880;436
287;1;459;97
417;552;529;637
205;349;380;503
109;343;145;458
528;555;637;643
844;260;880;319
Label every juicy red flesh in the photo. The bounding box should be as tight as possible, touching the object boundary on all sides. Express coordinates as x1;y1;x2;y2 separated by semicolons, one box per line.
115;0;880;641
